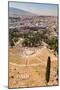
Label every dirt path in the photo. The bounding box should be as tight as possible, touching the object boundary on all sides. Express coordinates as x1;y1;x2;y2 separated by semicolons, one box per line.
10;62;41;67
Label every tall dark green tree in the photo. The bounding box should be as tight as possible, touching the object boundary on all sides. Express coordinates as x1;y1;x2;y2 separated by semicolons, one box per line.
46;56;51;85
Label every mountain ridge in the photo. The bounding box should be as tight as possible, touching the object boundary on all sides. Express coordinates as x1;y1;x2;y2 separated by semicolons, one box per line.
9;7;37;16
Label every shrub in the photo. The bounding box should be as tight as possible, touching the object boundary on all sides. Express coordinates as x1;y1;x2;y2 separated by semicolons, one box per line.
48;37;58;50
10;39;15;47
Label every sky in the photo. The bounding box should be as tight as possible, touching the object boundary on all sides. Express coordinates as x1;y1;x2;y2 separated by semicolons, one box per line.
9;2;58;16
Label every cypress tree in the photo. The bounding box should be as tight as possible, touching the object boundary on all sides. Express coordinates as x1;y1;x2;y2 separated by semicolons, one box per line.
46;56;51;85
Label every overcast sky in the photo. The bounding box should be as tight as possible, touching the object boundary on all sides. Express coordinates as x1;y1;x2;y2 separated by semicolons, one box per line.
9;2;58;16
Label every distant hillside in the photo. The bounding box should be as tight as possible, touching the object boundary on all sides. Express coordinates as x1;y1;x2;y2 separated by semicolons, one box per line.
9;7;36;16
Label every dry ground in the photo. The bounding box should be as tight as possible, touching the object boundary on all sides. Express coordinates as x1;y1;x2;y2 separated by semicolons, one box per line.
8;46;58;88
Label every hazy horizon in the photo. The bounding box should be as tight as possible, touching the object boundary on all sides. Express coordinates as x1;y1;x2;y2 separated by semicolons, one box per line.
9;2;58;16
